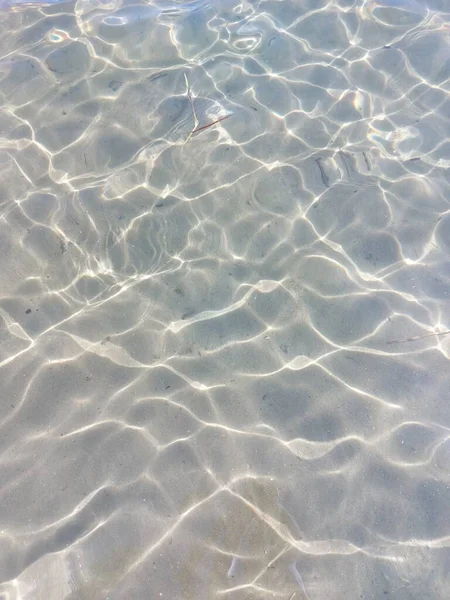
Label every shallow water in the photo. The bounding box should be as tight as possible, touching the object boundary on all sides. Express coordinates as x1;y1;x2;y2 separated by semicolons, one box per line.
0;0;449;598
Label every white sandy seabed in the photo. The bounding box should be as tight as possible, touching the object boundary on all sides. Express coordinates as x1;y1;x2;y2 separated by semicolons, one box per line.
0;0;449;598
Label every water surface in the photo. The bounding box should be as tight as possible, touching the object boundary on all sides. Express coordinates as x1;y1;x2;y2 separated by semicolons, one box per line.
0;0;449;598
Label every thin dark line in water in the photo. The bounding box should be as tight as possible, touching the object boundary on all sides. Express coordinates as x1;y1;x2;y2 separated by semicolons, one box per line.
362;151;371;171
149;71;168;82
192;114;232;135
339;150;352;178
387;330;450;345
314;157;329;187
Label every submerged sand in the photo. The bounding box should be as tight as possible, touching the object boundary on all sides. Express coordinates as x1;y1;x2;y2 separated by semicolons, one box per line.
0;0;449;598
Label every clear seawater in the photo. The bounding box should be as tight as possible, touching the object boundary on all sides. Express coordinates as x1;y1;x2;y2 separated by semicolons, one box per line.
0;0;449;598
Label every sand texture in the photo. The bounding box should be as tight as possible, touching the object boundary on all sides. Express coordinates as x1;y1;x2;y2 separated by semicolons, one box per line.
0;0;449;598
